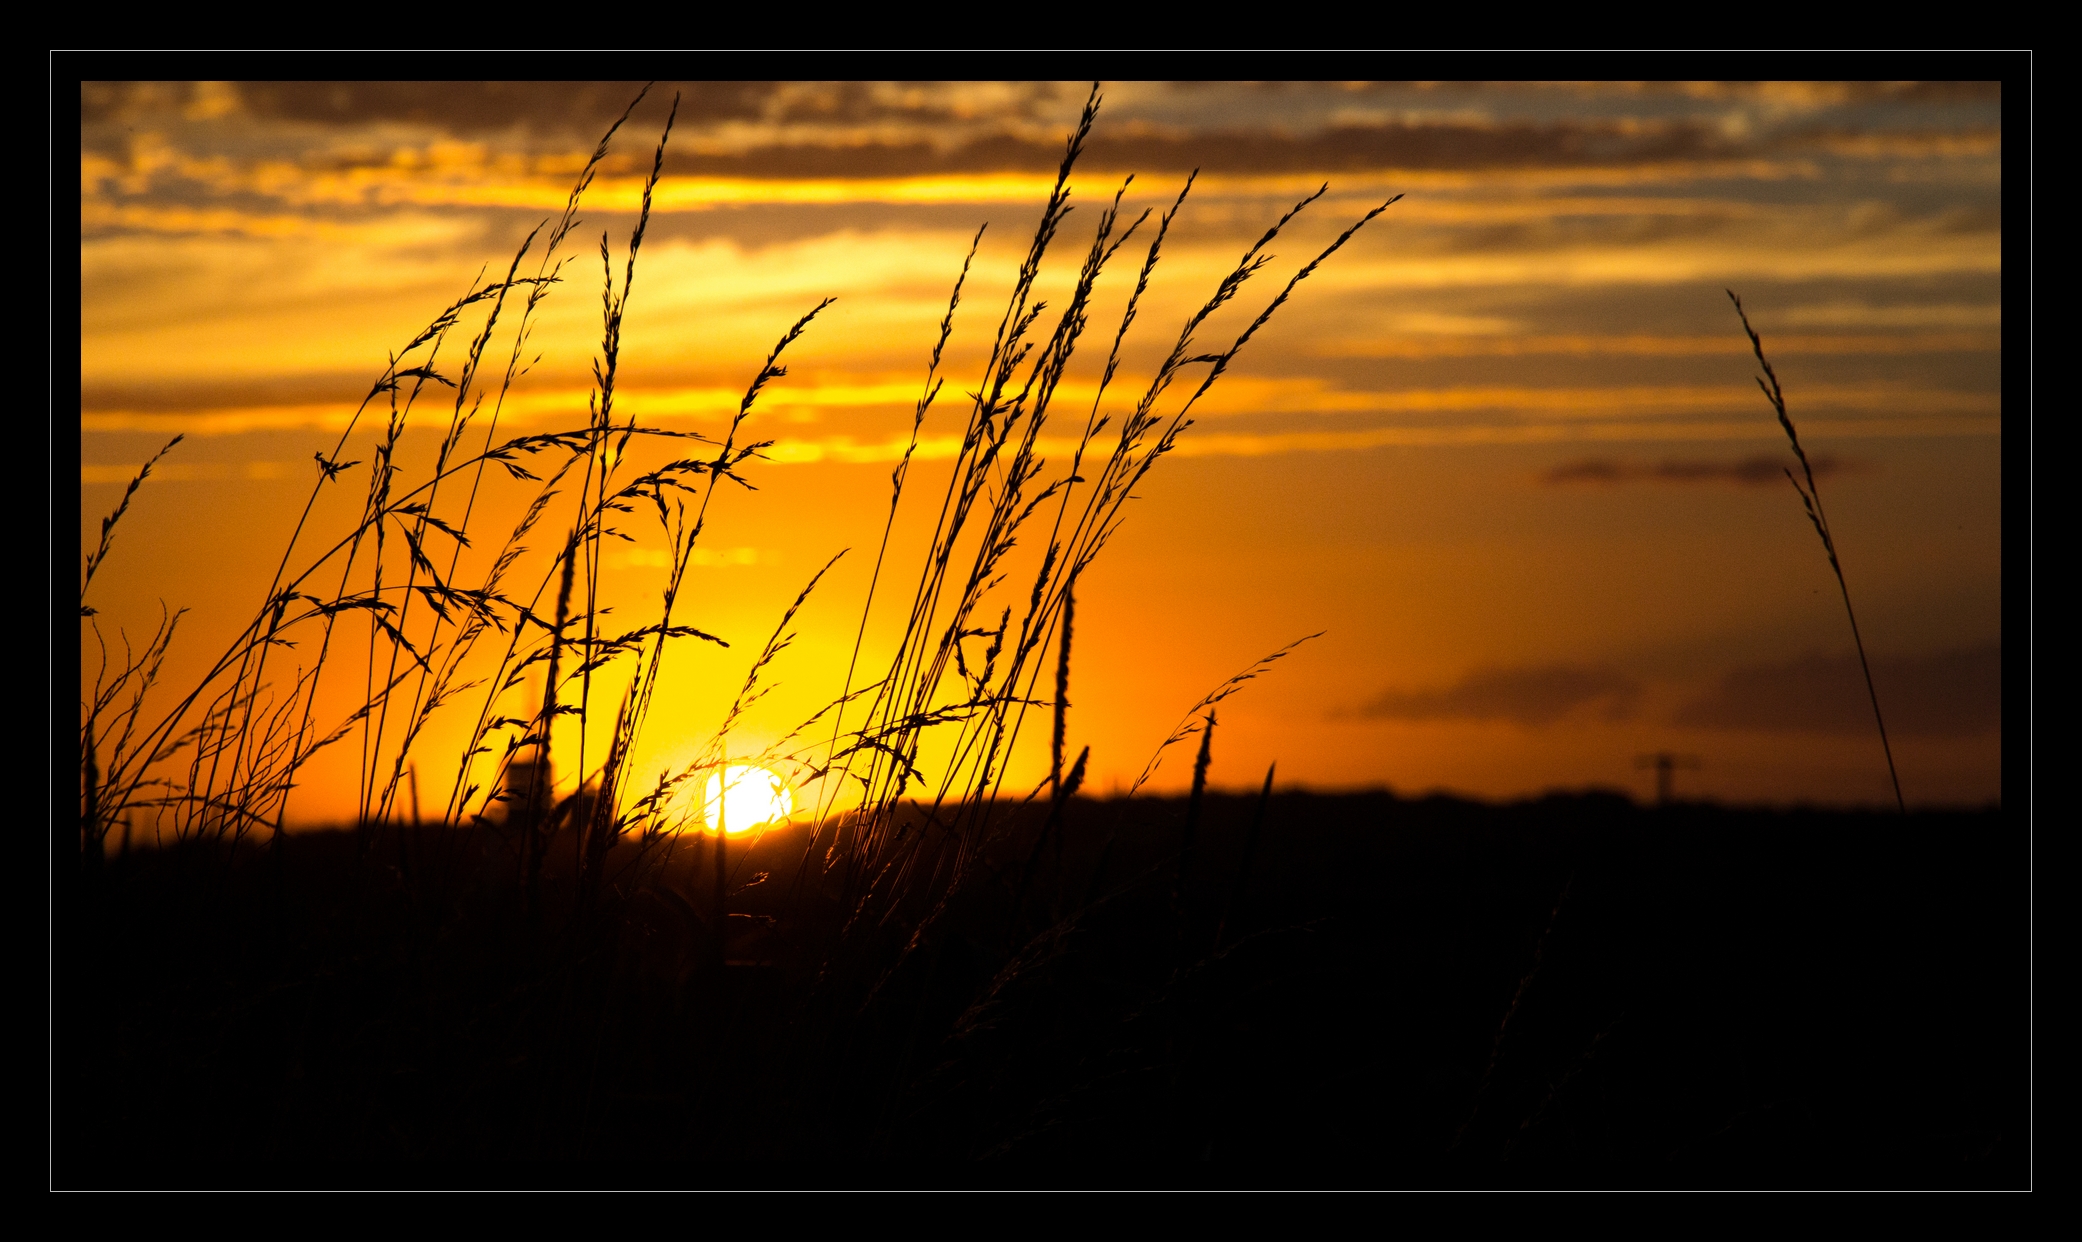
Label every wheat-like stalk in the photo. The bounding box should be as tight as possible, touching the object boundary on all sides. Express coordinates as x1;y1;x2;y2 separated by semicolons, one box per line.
1728;291;1904;813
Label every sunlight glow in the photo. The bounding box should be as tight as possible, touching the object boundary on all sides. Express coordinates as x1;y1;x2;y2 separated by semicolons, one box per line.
702;764;794;835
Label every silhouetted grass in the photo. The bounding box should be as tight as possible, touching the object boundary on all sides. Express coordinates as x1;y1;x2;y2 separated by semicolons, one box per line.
1728;290;1905;813
70;82;1404;1173
60;795;2022;1185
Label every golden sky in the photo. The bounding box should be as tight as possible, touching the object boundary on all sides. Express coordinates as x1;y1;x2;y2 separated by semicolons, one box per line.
78;81;2003;823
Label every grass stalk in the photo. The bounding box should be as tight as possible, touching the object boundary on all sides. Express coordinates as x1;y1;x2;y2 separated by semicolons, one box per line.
1728;291;1905;814
1049;576;1076;798
1179;708;1215;889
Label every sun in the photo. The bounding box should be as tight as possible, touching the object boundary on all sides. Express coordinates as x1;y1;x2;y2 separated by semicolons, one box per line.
701;764;794;835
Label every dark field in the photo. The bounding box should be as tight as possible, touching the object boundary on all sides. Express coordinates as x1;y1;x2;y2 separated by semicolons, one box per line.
57;792;2025;1188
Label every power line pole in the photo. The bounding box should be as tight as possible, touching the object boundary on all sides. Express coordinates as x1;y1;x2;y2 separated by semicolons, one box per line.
1634;751;1701;808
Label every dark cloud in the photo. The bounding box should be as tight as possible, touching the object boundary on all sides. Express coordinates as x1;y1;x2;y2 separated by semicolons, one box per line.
81;373;380;415
1358;664;1642;727
1540;455;1854;488
79;81;768;134
80;81;1070;137
82;81;1991;182
653;117;1738;180
1936;205;2003;234
239;81;767;133
1675;644;2000;738
79;80;2002;159
764;81;1069;125
1082;118;1733;174
1323;81;2001;104
1840;81;2002;103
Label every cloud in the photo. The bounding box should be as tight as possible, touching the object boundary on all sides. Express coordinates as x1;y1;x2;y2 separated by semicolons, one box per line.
218;82;1075;135
84;80;2002;137
642;118;1748;182
80;79;2005;205
77;82;1723;174
1674;644;2000;738
73;84;1826;186
83;81;775;134
1314;331;1999;360
1540;454;1856;487
1792;127;2003;159
80;460;294;484
1357;664;1642;727
1778;301;2002;329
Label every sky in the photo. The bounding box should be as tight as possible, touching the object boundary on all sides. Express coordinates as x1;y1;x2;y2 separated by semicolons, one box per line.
77;80;2005;825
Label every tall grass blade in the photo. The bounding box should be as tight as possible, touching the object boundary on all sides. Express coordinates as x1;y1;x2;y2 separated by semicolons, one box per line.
1728;291;1905;813
1179;708;1215;888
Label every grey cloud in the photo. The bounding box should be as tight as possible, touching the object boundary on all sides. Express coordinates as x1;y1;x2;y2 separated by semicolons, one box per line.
80;81;1060;137
81;373;377;416
1541;455;1855;488
82;80;1758;176
1675;644;2000;738
763;81;1069;126
210;81;768;133
1358;664;1643;727
82;80;2002;186
1326;81;2001;105
647;117;1742;181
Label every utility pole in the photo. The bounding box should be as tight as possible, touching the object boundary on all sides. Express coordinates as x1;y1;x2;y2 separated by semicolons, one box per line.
1634;752;1701;807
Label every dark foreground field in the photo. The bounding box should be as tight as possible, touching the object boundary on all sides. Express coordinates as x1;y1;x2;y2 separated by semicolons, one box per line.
57;792;2026;1188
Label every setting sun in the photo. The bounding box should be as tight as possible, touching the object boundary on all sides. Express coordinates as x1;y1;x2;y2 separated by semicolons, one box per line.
701;764;794;835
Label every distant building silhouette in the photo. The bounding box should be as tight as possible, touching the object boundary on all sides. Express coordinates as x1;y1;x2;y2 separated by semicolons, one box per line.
499;679;555;831
496;681;609;836
499;739;601;836
500;738;554;830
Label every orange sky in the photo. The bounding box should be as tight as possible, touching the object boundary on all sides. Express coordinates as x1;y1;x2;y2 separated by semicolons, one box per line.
77;81;2004;826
